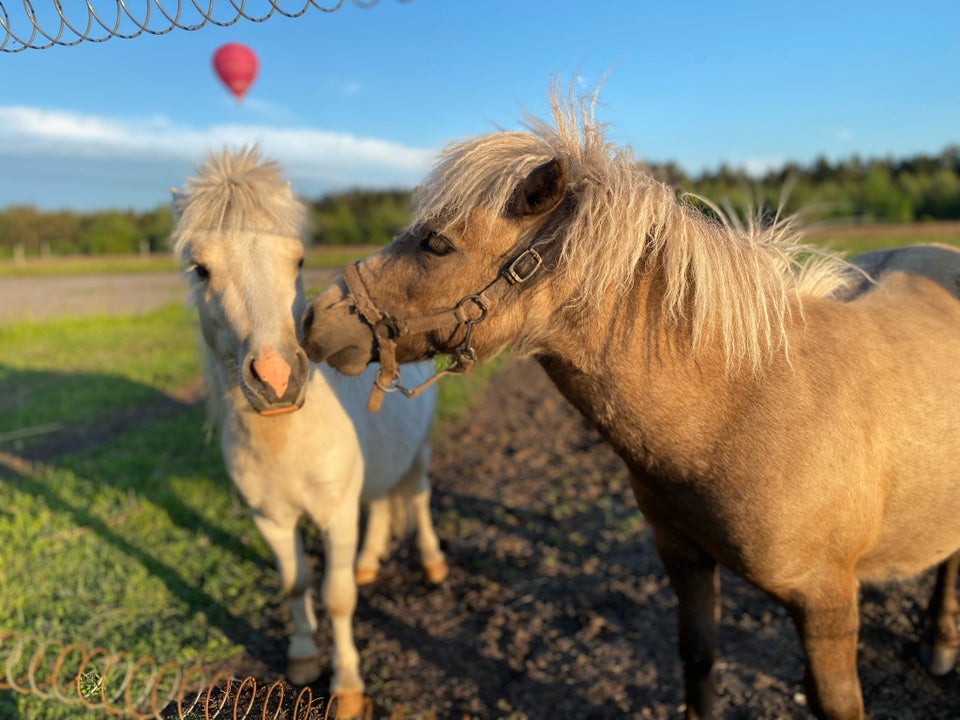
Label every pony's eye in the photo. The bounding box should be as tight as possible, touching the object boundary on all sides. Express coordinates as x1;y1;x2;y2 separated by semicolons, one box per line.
421;231;454;257
194;264;210;281
297;257;305;270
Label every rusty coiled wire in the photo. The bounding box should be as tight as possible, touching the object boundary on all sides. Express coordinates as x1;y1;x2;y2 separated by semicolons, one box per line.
0;629;413;719
0;1;406;53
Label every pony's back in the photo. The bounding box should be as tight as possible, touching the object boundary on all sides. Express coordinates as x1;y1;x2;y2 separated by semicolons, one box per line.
321;361;437;502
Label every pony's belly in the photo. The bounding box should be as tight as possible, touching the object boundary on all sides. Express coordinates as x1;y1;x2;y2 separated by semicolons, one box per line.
855;537;960;583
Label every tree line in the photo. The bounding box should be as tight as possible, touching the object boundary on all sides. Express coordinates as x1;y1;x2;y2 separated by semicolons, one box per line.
2;146;958;259
657;145;960;224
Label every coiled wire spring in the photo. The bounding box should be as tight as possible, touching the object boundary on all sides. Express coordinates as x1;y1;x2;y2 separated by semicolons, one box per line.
0;629;416;719
0;1;402;53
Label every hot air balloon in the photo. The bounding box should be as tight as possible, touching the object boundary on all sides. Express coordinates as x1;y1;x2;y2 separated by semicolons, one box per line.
212;43;258;101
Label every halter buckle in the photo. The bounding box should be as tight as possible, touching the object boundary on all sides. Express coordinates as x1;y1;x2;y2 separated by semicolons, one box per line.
505;248;543;284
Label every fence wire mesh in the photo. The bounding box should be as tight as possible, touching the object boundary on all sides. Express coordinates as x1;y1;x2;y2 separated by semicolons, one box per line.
0;0;402;53
1;629;433;719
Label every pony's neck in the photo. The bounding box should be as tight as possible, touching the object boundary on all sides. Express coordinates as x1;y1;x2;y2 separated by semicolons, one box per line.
536;272;744;481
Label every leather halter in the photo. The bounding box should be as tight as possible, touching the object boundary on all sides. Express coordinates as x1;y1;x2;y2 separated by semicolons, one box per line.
343;245;545;412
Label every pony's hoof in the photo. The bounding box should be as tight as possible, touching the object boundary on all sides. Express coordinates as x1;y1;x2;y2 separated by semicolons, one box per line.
423;558;449;584
921;641;959;676
332;691;366;719
355;565;379;586
285;655;321;686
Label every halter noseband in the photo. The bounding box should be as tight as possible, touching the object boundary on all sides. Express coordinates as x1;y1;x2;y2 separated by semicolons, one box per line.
343;245;545;412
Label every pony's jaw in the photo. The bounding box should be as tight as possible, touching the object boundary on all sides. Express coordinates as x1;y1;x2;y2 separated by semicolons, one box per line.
301;281;376;375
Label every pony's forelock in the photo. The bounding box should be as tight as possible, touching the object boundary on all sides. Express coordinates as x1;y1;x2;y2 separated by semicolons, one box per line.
412;80;853;372
171;145;306;263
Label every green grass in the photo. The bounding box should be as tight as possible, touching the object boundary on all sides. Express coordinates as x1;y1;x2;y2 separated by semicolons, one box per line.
433;355;505;424
0;300;498;719
0;305;202;446
806;222;960;256
0;304;273;718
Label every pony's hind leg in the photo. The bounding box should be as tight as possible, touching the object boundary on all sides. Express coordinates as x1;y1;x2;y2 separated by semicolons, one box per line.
922;551;960;676
355;497;391;586
250;511;321;685
405;443;448;584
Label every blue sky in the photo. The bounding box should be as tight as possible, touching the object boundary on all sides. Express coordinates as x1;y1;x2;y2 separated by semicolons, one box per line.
1;0;957;211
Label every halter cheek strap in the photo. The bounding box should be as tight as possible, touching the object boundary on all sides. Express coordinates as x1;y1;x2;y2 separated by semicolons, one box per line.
343;246;544;412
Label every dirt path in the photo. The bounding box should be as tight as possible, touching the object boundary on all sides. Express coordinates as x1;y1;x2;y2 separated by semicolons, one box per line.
5;274;957;719
329;357;959;719
0;268;334;323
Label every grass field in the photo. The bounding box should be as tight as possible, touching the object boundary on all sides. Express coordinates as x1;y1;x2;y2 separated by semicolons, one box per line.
806;220;960;255
1;225;957;718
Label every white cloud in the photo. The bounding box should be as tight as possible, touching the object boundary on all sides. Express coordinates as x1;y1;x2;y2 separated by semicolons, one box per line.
0;105;437;192
832;126;854;142
741;156;786;178
321;80;365;97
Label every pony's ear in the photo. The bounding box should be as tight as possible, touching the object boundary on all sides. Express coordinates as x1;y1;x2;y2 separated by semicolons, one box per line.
506;158;567;219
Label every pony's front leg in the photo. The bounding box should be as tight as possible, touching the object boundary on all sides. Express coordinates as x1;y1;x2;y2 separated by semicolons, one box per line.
785;574;863;720
320;500;365;717
250;511;320;685
922;551;960;675
652;526;718;720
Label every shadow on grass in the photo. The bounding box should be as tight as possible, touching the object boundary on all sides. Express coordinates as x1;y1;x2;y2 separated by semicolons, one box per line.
0;367;272;670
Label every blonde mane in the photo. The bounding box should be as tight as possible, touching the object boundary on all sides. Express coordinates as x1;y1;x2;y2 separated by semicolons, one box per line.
413;81;853;372
171;145;305;262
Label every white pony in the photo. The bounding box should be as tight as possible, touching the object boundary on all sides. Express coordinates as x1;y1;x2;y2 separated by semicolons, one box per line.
171;147;447;715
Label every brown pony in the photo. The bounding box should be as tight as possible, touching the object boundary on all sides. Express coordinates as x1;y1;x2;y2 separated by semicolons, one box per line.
301;85;960;719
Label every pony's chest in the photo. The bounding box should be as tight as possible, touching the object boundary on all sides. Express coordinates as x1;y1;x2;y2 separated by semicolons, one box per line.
219;414;361;517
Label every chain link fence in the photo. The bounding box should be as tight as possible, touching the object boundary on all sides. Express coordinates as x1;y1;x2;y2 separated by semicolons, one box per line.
1;0;404;53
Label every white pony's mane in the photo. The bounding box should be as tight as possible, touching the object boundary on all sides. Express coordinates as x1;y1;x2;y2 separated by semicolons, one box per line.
171;145;305;262
413;81;853;372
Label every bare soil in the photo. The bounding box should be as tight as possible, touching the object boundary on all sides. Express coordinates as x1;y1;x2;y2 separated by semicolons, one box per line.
7;273;958;719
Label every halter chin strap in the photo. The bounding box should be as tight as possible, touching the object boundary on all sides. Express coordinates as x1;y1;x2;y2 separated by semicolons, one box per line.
343;245;545;412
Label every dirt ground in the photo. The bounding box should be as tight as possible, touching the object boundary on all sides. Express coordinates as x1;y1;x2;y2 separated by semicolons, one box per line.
7;272;959;719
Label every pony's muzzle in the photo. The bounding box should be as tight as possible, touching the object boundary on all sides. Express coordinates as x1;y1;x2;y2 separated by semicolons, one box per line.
301;283;376;376
241;347;309;415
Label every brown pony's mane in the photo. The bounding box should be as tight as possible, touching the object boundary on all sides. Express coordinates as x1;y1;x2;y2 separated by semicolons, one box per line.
171;145;305;261
413;80;853;372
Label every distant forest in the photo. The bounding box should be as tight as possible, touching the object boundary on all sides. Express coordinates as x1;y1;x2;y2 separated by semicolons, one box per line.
2;146;958;259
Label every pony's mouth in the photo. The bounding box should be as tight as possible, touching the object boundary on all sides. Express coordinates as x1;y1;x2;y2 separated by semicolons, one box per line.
325;344;376;377
257;403;302;417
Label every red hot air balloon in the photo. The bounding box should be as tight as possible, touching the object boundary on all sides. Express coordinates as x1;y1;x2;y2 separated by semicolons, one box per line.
212;43;258;101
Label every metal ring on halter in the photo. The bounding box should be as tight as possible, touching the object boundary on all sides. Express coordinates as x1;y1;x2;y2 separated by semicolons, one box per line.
455;294;488;323
373;367;401;393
